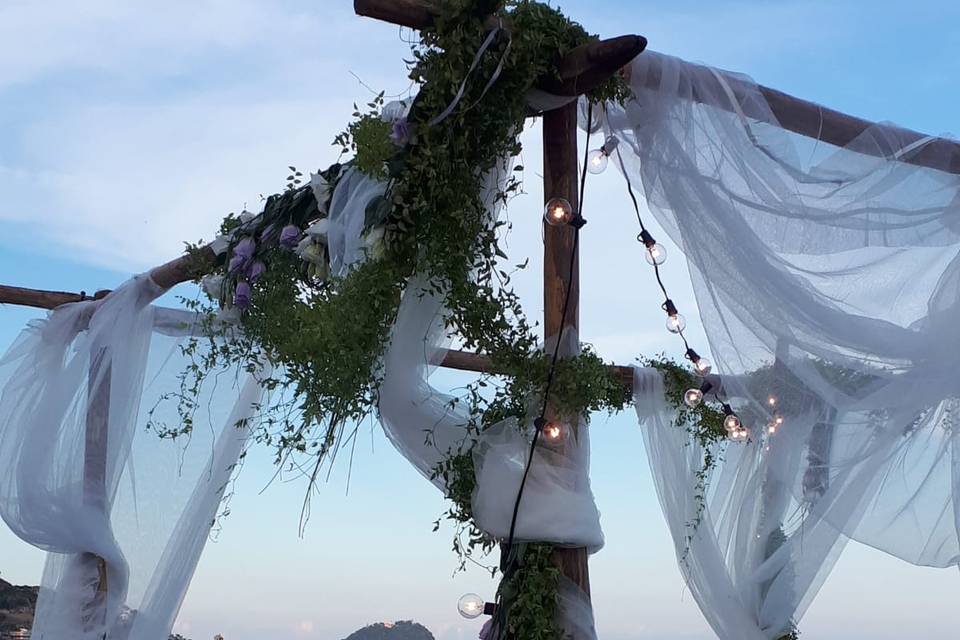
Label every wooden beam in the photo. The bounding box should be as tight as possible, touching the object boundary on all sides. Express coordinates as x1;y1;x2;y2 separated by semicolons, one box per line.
633;54;960;175
354;0;646;97
0;283;636;389
541;100;592;600
354;0;440;29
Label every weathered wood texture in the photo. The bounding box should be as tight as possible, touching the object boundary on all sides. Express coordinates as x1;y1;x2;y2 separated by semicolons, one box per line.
357;0;960;173
354;0;646;97
543;102;580;340
541;100;591;598
633;53;960;175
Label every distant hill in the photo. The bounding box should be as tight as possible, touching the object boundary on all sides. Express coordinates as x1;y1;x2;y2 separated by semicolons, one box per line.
344;620;434;640
0;577;37;633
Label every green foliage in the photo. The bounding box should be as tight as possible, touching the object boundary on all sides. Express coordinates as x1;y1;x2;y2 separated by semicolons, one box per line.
334;93;397;180
497;543;562;640
174;3;636;638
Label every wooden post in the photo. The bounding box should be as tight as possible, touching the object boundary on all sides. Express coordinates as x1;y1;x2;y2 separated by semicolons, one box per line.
82;347;111;628
542;101;591;596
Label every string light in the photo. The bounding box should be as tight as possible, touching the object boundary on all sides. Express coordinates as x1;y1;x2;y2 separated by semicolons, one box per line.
541;421;565;443
684;388;704;408
586;136;620;174
544;197;574;226
587;149;608;174
663;299;687;334
458;594;485;619
685;348;712;376
723;404;741;432
767;395;778;408
638;230;667;265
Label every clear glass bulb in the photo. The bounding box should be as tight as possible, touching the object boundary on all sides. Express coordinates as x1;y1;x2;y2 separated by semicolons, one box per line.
542;422;564;442
724;414;741;432
544;197;574;226
684;388;703;408
694;358;712;376
767;422;778;435
774;415;784;426
666;313;686;334
767;395;778;407
587;149;608;174
644;243;667;265
458;594;485;619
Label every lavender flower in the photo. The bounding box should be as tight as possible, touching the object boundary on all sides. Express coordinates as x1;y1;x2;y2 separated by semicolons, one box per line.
233;281;252;310
259;224;276;243
228;254;247;274
389;117;415;147
279;224;301;250
233;237;255;261
246;260;266;282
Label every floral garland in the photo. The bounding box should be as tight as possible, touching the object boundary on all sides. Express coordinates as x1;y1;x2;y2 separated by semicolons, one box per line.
170;2;736;638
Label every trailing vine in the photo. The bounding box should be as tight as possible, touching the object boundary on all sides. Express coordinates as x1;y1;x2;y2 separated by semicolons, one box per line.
160;2;730;638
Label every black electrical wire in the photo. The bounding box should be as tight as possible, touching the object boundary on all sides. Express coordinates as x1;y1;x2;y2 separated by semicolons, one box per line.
615;147;693;353
494;102;594;638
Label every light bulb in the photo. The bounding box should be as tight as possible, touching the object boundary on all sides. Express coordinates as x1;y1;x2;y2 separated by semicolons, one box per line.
666;313;687;334
724;414;741;432
767;422;778;435
767;395;778;407
774;415;784;426
587;149;608;174
694;358;712;376
458;594;485;620
544;197;574;226
684;388;703;408
644;243;667;265
542;422;564;442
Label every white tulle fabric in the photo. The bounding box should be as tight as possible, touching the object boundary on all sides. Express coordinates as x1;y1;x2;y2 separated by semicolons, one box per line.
605;50;960;638
374;150;604;552
0;274;262;639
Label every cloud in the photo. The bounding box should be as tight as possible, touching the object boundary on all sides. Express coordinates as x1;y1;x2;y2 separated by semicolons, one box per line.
0;0;412;272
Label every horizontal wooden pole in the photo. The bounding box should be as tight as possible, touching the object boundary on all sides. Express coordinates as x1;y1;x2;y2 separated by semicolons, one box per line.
634;53;960;175
0;282;636;387
354;0;646;98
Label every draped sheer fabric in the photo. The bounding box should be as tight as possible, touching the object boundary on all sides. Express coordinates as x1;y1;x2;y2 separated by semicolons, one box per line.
0;275;262;639
605;51;960;638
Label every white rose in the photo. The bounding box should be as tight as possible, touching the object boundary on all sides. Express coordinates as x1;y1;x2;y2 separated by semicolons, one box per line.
201;274;225;300
210;234;232;256
380;99;411;123
363;227;386;260
295;236;313;257
306;218;331;241
309;172;332;213
299;242;325;265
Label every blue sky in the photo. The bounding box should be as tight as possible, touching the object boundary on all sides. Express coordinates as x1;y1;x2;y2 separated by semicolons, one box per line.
1;1;959;639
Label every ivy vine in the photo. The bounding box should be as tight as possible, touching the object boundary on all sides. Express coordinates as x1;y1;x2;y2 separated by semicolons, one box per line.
162;2;732;638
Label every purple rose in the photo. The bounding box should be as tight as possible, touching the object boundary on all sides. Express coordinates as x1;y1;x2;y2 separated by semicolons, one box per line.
389;118;414;147
228;253;247;275
233;281;252;310
233;237;255;261
246;260;266;282
279;224;301;250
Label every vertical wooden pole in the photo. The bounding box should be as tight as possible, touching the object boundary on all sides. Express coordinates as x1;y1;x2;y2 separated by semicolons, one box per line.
83;347;110;626
542;102;591;597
